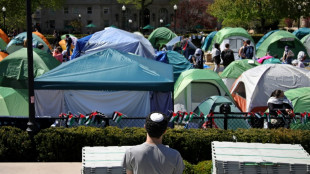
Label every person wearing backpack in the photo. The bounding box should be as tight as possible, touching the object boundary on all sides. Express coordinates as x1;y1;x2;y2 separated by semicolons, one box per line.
221;43;235;69
243;40;254;59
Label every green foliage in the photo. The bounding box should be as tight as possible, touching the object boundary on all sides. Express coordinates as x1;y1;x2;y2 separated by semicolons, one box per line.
183;160;212;174
0;126;33;161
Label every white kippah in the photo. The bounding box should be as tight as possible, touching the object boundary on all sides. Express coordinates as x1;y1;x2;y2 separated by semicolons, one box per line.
150;113;164;122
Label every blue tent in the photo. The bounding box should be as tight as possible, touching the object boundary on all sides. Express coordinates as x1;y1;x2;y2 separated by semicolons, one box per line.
201;31;217;51
78;27;155;59
293;28;310;40
34;48;174;118
6;32;50;54
71;34;93;59
166;36;197;50
256;30;279;50
156;50;192;81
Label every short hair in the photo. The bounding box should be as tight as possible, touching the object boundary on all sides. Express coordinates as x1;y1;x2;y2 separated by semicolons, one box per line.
37;43;44;49
66;34;70;37
225;43;230;48
214;43;220;49
246;40;251;44
145;112;168;138
270;89;283;98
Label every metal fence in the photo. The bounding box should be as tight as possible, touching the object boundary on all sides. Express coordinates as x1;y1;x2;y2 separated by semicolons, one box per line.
0;112;310;130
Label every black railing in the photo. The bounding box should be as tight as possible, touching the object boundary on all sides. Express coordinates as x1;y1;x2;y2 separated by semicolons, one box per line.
0;112;310;130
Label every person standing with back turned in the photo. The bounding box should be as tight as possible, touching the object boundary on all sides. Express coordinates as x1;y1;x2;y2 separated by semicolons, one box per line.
122;112;184;174
65;34;73;59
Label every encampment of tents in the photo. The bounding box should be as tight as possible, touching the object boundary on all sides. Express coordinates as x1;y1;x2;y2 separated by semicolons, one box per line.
301;34;310;57
76;27;155;59
230;64;310;112
256;30;308;59
285;87;310;113
166;36;197;50
201;31;217;51
193;96;250;130
6;32;50;54
255;30;278;50
34;48;174;118
155;50;192;81
174;69;233;112
293;27;310;40
0;48;60;89
208;27;255;59
0;87;28;117
148;27;177;49
220;59;260;90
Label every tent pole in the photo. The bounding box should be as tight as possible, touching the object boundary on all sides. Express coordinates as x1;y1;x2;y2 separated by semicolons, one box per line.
26;0;37;138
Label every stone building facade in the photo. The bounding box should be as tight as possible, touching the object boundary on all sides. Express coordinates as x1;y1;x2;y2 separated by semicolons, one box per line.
34;0;183;34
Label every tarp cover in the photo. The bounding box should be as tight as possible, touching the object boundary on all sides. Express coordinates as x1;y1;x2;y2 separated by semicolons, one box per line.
0;87;28;117
35;48;174;92
201;31;217;51
156;50;192;81
231;64;310;112
293;27;310;40
6;32;50;54
80;27;155;59
262;58;281;64
193;96;250;130
220;59;261;79
256;30;308;59
208;27;254;51
285;87;310;113
0;48;60;89
148;27;177;49
71;34;93;59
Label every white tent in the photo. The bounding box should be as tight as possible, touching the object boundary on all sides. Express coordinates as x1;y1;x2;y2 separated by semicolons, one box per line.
230;64;310;112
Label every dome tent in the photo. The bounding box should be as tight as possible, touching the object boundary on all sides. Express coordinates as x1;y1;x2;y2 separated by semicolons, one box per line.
230;64;310;112
174;69;233;112
284;87;310;113
301;34;310;57
208;27;255;59
256;30;308;59
292;27;310;40
0;87;28;117
148;27;177;49
201;31;217;51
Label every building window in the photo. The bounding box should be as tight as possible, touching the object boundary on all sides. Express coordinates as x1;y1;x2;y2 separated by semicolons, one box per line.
87;7;92;14
104;8;109;14
104;20;109;27
73;8;78;14
64;7;69;14
115;14;119;22
49;20;55;29
87;20;92;25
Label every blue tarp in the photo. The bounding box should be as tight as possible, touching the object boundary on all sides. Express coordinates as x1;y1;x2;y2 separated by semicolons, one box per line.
293;28;310;40
201;31;217;51
156;50;192;81
79;27;156;59
256;30;278;50
71;34;93;59
35;48;174;91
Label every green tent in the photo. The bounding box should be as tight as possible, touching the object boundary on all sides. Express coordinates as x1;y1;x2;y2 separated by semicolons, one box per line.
143;24;155;30
256;30;309;59
262;58;281;64
208;27;255;51
174;69;233;112
61;34;76;40
86;23;96;28
6;32;50;54
301;34;310;57
0;48;61;89
0;87;28;117
193;96;250;130
285;87;310;113
220;59;261;90
0;37;7;51
148;27;177;49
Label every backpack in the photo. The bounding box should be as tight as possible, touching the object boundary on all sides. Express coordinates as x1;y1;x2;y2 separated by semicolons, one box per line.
244;46;254;59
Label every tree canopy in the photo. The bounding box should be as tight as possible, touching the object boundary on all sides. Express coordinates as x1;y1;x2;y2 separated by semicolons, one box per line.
208;0;310;32
0;0;65;32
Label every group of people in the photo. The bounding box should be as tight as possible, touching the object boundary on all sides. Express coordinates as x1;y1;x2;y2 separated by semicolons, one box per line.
52;31;73;63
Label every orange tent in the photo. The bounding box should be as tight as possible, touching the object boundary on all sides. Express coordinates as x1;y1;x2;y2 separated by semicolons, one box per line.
0;51;8;61
0;29;9;44
59;39;74;55
33;31;52;50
